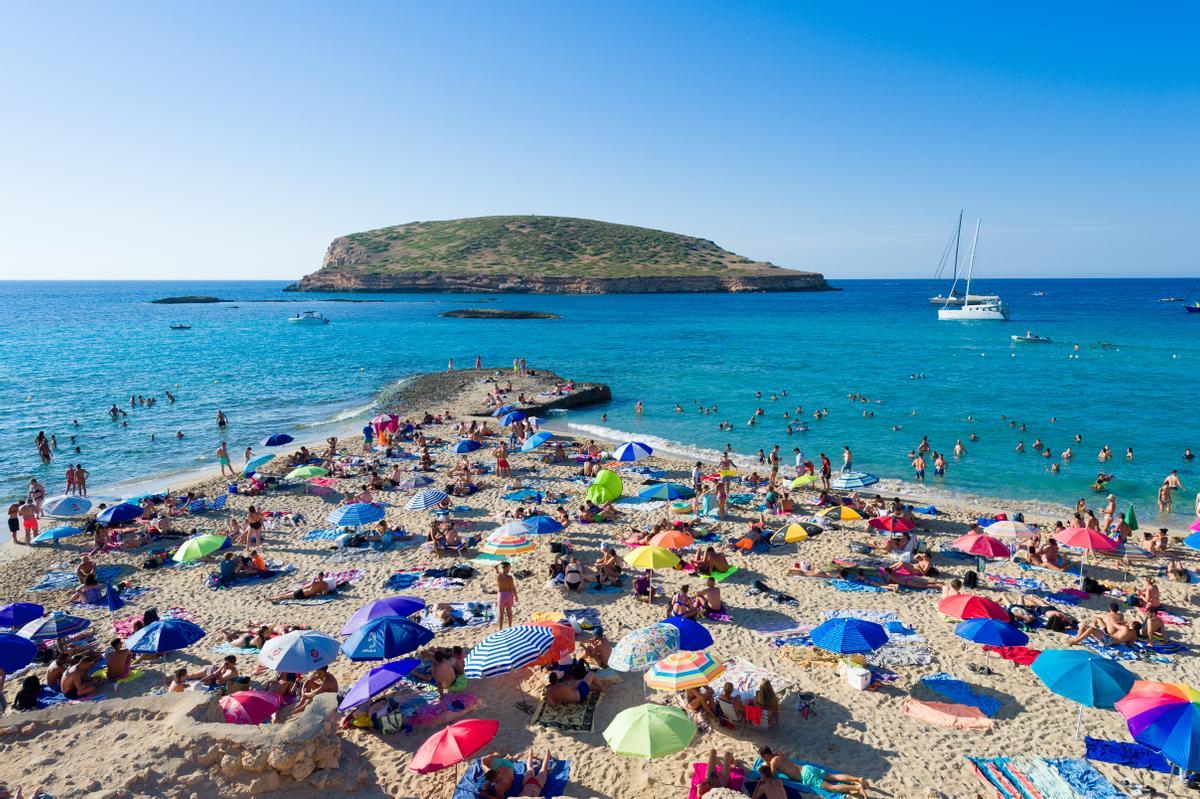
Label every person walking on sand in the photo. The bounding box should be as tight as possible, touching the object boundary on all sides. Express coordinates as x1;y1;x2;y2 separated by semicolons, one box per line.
216;442;235;477
493;442;511;478
819;454;832;491
495;562;517;628
18;499;37;544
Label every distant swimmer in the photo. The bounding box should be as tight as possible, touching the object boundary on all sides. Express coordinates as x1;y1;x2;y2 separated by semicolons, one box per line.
634;401;643;414
1016;441;1025;453
216;410;228;427
1186;448;1195;461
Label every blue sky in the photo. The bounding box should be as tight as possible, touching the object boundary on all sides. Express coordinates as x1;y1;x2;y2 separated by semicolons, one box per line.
1;2;1196;280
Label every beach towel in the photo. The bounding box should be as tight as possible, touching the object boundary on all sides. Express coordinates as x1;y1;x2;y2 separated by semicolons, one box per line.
707;565;739;583
828;579;886;593
311;568;363;587
1045;758;1125;799
413;576;466;591
913;505;939;515
302;528;343;541
416;601;495;632
987;574;1048;593
452;758;571;799
502;489;541;502
1084;736;1172;774
207;562;293;591
1157;609;1189;625
33;686;107;709
903;697;994;730
1044;591;1085;606
383;571;421;590
407;693;483;727
688;762;746;799
92;667;145;684
983;645;1042;666
1084;640;1176;664
562;607;603;636
921;672;1001;717
704;610;733;622
588;582;622;594
821;609;899;625
1013;757;1084;799
746;758;838;798
71;584;153;610
113;606;199;638
274;595;337;606
529;690;600;732
966;756;1052;799
213;642;261;656
29;565;124;593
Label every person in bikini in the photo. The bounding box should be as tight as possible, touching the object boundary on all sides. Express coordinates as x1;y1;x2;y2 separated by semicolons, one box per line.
494;562;517;628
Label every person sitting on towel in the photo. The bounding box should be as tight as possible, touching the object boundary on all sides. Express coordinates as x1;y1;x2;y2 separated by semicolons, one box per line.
697;577;724;613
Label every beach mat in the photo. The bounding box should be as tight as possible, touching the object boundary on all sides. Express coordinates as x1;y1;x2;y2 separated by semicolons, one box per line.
921;672;1001;717
213;642;261;656
113;606;199;638
1045;758;1124;799
383;571;421;590
903;698;994;730
71;584;153;610
1084;736;1172;774
529;690;600;732
416;601;495;632
453;758;570;799
302;528;342;541
30;565;124;593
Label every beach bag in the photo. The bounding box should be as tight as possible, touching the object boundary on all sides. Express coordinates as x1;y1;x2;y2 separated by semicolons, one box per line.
963;570;979;589
1082;576;1104;594
449;565;474;579
377;710;405;734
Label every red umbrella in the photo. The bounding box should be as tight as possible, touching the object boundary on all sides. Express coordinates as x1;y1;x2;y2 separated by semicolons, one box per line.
530;621;575;667
408;718;499;774
219;690;283;724
952;533;1011;559
372;414;399;432
938;594;1010;622
868;515;915;533
1054;527;1118;551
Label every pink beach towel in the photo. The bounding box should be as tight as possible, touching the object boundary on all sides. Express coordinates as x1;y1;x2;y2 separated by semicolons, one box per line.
113;606;199;638
688;762;745;799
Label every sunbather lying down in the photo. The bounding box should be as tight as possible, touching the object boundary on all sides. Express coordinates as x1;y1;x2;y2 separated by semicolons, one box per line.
757;747;871;797
481;749;555;797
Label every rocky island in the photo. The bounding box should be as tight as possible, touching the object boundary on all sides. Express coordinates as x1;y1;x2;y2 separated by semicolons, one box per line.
285;215;832;294
439;309;560;319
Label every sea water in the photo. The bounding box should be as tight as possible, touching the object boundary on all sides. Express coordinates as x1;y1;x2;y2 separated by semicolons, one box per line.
1;279;1197;525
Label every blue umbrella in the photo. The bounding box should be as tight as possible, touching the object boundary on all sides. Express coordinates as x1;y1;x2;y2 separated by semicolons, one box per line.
1032;649;1137;737
661;617;714;650
42;496;93;517
261;433;295;447
32;526;84;544
0;633;38;672
638;483;694;501
0;603;43;629
809;617;888;655
341;617;433;661
18;611;91;642
126;618;206;654
830;471;880;490
612;442;654;461
97;503;143;525
338;658;421;712
524;516;564;535
340;596;427;636
106;583;125;612
491;405;515;417
453;440;482;454
499;411;526;426
243;454;275;474
955;617;1029;647
327;503;386;527
520;432;553;452
406;490;449;511
464;625;555;678
1183;532;1200;551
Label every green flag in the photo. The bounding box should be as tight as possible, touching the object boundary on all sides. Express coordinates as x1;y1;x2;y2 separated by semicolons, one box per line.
1124;504;1138;531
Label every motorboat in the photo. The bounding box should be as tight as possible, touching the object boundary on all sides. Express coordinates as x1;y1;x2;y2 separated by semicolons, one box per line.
1031;291;1046;297
937;217;1008;321
1186;303;1200;314
169;323;192;330
1011;331;1051;344
1159;297;1185;302
288;311;330;325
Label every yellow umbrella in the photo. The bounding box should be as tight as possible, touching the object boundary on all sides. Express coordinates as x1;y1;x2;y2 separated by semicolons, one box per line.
624;546;680;570
717;469;738;478
818;505;863;521
783;523;810;543
789;474;820;488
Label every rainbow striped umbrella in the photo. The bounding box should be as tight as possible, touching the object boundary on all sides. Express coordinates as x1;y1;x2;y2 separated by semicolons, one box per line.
1116;681;1200;772
644;650;725;691
479;533;537;557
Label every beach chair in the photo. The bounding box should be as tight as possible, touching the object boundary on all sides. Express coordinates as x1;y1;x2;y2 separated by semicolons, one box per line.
795;691;817;719
209;494;228;512
186;499;209;514
716;697;743;730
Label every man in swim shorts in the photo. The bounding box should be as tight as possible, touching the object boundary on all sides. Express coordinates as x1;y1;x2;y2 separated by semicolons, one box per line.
216;442;234;477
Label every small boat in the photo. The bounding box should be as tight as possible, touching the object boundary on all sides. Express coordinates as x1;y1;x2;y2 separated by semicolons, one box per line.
1159;297;1185;302
1186;303;1200;314
288;311;330;325
1031;291;1046;297
169;323;192;330
937;217;1008;321
1011;331;1051;344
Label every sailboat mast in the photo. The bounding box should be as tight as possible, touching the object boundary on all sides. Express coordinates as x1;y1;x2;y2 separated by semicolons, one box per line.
953;210;962;289
963;219;981;308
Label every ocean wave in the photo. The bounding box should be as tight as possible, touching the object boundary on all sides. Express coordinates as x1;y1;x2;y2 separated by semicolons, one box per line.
296;401;375;428
561;422;761;466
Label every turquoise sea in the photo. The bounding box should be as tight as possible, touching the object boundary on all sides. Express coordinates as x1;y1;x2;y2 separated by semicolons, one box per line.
2;279;1198;526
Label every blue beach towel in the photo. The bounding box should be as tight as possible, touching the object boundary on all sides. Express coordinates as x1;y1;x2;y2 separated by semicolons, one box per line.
383;572;421;590
452;758;571;799
1084;736;1172;774
828;579;885;593
302;528;343;541
747;758;838;798
1045;758;1125;799
922;672;1001;717
30;565;123;592
912;505;939;515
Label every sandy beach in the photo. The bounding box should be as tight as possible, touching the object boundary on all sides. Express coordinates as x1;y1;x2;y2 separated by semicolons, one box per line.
1;366;1196;799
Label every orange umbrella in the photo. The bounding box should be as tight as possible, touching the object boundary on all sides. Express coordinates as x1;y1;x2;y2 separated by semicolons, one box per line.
649;529;694;549
529;621;575;667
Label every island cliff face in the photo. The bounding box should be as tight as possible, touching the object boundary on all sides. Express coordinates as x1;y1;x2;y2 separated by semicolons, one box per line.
286;216;832;294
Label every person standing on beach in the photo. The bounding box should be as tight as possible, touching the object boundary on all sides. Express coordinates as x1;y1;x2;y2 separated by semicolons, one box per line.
495;562;517;628
768;445;781;479
494;442;511;478
75;465;88;497
17;499;37;544
691;461;702;494
361;422;374;453
65;464;77;496
793;448;805;477
474;354;481;370
26;479;44;515
819;454;832;491
447;358;455;372
216;410;228;428
7;502;20;544
216;442;235;477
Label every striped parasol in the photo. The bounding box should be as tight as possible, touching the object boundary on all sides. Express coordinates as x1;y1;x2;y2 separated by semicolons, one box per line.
464;625;555;678
479;533;537;557
406;490;449;510
328;503;386;526
612;441;654;461
397;475;434;490
18;611;91;642
644;650;725;691
611;623;680;672
493;520;534;536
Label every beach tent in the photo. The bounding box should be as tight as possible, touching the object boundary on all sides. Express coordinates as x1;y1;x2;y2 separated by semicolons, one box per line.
586;469;622;504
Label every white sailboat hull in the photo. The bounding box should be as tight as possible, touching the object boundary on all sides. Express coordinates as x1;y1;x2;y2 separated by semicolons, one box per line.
928;294;1000;306
938;303;1009;321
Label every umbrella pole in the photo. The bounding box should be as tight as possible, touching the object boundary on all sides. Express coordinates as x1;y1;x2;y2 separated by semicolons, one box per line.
1075;704;1082;740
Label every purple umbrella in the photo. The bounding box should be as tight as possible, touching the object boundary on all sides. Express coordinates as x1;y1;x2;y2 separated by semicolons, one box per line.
0;602;43;629
338;658;420;712
340;596;427;636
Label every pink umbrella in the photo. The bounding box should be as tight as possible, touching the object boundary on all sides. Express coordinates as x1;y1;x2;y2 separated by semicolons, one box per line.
868;515;915;533
1190;519;1200;532
219;690;283;724
372;414;399;432
1055;527;1119;586
952;533;1011;559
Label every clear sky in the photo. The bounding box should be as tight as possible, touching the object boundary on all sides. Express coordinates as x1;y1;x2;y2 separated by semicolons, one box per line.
1;2;1196;280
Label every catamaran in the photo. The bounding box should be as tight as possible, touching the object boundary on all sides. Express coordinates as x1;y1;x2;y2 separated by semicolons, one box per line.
929;211;1000;306
937;218;1008;321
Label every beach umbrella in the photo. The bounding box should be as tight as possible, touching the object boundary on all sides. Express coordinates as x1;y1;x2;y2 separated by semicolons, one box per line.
644;650;725;691
817;505;863;521
126;618;206;654
519;431;553;452
491;405;515;417
952;533;1011;559
1183;532;1200;551
937;594;1010;622
603;704;696;759
17;611;90;642
105;583;125;612
529;621;576;667
1055;526;1119;584
955;618;1027;648
985;519;1037;538
261;433;294;447
649;529;694;549
242;454;275;475
479;533;537;557
259;630;341;672
783;522;822;543
397;475;434;490
286;465;329;479
660;617;713;651
97;503;142;525
499;411;526;426
638;483;694;501
0;633;37;673
42;496;92;517
464;625;556;679
611;624;680;672
624;546;680;570
220;690;283;724
409;719;500;774
1124;504;1139;532
340;596;426;636
452;439;482;454
523;515;563;535
171;533;230;563
1116;681;1200;774
406;490;448;511
341;617;433;661
612;442;654;462
32;525;84;544
868;516;915;533
790;474;821;489
830;471;879;490
1191;519;1200;533
338;658;421;712
0;602;43;629
809;617;888;655
1032;649;1137;738
327;502;386;527
372;414;399;430
493;520;534;536
587;469;623;504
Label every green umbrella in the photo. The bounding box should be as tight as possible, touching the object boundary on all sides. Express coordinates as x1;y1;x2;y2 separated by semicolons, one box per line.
286;465;329;480
602;703;696;758
790;474;820;488
1124;504;1138;532
172;534;229;563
